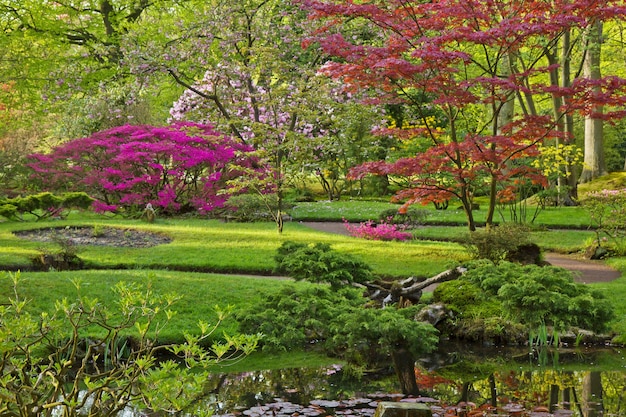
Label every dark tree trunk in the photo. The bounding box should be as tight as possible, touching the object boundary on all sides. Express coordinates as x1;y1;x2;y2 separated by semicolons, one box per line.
550;384;560;413
488;373;497;408
390;348;420;396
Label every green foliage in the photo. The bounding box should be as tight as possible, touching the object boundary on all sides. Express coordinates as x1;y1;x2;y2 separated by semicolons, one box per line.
463;223;532;263
462;261;615;333
0;192;93;221
0;203;17;219
327;306;439;365
432;278;525;342
582;189;626;256
237;285;365;351
433;279;485;311
223;193;280;222
237;285;438;366
0;271;259;416
378;207;430;228
274;241;374;287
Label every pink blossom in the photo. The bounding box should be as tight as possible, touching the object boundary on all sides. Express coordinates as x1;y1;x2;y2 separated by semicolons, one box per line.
27;123;265;215
343;218;412;241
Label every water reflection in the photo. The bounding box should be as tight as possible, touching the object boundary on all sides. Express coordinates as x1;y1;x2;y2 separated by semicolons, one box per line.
209;347;626;417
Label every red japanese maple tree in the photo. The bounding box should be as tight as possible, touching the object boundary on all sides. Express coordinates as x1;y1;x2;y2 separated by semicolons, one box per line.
301;0;626;230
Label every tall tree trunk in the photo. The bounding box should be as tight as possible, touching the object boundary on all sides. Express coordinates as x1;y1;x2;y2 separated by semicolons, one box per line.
580;21;608;183
485;52;516;227
582;371;604;417
561;29;579;202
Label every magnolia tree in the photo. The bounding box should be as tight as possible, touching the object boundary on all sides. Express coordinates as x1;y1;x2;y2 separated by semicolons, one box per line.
27;122;262;215
168;67;335;231
301;0;626;231
123;0;386;230
169;68;384;193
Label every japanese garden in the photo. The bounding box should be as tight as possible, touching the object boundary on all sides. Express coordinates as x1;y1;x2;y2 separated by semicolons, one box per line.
2;0;626;416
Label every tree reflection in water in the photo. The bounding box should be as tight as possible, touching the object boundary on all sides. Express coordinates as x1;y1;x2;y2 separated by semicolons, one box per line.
206;352;626;417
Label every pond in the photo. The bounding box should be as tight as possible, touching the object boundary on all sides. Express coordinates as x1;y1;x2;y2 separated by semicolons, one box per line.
206;345;626;417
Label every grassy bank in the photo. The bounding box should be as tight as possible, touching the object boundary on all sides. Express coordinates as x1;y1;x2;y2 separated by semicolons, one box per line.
0;214;467;278
1;197;625;352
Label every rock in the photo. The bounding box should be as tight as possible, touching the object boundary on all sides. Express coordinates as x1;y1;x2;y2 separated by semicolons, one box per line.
374;402;432;417
416;303;449;326
506;243;542;265
584;244;609;260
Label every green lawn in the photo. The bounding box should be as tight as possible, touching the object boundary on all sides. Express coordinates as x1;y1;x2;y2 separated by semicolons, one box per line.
1;199;625;348
290;200;593;228
0;214;467;278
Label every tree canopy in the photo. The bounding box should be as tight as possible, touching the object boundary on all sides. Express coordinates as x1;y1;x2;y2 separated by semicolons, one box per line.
301;0;626;230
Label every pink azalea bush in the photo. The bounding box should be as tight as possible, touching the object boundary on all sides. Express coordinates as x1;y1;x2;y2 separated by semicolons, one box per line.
343;218;413;241
27;122;262;215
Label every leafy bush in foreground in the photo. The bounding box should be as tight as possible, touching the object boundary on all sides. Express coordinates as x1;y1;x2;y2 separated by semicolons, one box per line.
0;271;259;416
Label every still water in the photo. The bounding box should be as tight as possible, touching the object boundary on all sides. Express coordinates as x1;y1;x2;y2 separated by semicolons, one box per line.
207;345;626;417
51;346;626;416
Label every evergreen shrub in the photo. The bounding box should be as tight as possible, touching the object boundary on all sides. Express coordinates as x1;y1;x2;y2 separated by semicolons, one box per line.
274;241;373;287
463;223;532;263
435;261;615;338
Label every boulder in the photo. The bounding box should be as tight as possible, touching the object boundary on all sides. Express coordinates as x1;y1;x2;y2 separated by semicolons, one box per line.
416;303;449;326
374;402;432;417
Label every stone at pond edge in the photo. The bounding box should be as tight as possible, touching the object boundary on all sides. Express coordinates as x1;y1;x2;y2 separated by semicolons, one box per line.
374;402;432;417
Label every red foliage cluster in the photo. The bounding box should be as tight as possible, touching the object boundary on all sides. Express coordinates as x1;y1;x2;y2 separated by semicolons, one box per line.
301;0;626;229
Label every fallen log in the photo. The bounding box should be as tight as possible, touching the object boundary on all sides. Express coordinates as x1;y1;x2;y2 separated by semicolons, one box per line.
399;266;467;295
362;266;467;305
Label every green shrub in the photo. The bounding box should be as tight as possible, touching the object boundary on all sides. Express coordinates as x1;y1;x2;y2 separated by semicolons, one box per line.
0;203;17;219
463;223;532;263
378;207;430;228
0;192;93;221
237;286;438;366
237;285;365;351
328;306;438;365
464;262;615;332
274;241;374;288
431;261;615;341
222;193;276;222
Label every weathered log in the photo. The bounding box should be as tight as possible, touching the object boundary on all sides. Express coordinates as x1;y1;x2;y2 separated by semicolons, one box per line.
362;266;467;305
399;266;467;295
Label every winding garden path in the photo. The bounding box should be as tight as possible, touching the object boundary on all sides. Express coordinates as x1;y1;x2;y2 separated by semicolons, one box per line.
300;221;622;284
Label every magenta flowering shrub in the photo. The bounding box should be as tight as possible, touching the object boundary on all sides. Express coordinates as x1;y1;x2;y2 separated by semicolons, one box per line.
343;218;413;241
27;122;262;215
